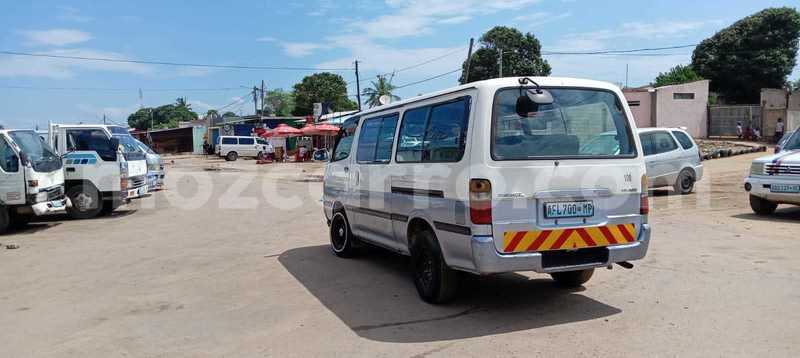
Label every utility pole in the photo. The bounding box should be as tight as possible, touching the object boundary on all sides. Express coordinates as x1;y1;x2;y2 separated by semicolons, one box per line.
253;86;259;116
103;114;106;125
354;60;362;111
464;38;474;83
261;80;266;118
498;50;503;78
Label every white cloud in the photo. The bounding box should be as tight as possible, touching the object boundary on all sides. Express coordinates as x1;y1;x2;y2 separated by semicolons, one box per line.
513;11;571;27
282;42;329;57
553;20;720;52
0;48;152;79
20;29;93;46
56;6;93;23
76;103;140;122
438;16;472;25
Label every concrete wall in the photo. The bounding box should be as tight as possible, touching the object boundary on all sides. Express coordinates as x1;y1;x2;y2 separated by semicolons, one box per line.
761;88;788;110
623;90;653;128
653;80;710;137
786;91;800;132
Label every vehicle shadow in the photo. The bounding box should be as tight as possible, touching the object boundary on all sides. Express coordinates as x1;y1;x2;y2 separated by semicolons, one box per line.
4;222;62;235
731;207;800;222
33;209;138;222
279;245;622;343
649;188;673;197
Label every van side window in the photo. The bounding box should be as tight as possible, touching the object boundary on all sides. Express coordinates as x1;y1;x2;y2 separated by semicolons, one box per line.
221;137;237;145
357;118;383;163
0;137;19;173
66;129;116;161
239;137;255;145
671;131;694;150
397;96;470;163
331;117;359;162
396;107;428;162
424;99;469;162
375;114;398;162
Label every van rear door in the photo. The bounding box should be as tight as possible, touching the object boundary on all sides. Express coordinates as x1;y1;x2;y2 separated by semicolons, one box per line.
480;87;645;255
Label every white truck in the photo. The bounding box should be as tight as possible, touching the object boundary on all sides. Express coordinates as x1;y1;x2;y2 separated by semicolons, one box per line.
0;129;67;234
47;124;149;219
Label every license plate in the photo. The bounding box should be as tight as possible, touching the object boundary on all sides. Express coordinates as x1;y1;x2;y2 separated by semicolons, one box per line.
770;183;800;193
51;200;64;208
545;201;595;218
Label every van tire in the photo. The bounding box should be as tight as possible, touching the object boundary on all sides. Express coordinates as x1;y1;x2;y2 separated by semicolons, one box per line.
551;268;594;287
410;228;459;304
225;152;238;161
673;169;695;195
66;185;103;219
749;195;777;215
330;212;357;257
0;206;9;234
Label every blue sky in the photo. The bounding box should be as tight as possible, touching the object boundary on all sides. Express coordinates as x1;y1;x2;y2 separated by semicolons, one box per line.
1;0;798;129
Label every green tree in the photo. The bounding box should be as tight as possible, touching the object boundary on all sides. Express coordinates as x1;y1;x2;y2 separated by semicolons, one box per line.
126;98;198;130
459;26;551;84
653;64;703;87
205;109;219;120
292;72;357;116
222;111;238;118
264;89;295;116
363;75;400;108
692;7;800;103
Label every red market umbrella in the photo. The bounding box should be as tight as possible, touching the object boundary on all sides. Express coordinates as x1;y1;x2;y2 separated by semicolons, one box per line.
300;124;320;136
271;123;302;137
314;123;340;135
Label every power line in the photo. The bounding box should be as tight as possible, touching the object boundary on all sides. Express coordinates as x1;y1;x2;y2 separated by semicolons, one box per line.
541;44;697;55
394;68;462;90
0;85;245;92
0;50;354;71
348;46;466;85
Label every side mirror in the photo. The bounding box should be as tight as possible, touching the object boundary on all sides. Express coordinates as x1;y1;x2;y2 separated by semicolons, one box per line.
110;137;121;152
515;89;554;117
774;146;781;154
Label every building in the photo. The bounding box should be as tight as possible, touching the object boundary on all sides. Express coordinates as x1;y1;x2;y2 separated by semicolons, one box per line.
623;80;710;137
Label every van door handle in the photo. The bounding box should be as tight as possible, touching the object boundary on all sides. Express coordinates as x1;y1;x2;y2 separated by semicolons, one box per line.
343;166;349;173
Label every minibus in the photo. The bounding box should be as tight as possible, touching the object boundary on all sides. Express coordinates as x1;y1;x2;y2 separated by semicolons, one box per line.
323;77;651;303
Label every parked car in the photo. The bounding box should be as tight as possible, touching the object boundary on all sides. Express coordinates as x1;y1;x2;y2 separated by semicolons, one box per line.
745;130;800;215
323;77;651;303
215;135;270;161
132;138;165;191
638;128;704;194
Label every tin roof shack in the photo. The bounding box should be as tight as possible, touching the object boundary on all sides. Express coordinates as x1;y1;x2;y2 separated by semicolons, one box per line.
623;80;710;137
132;127;194;154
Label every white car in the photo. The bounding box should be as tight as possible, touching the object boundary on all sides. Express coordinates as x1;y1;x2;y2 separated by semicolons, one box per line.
323;77;650;303
745;130;800;215
638;128;704;194
215;136;271;161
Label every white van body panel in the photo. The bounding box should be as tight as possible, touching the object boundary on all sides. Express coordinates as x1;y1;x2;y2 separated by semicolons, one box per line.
324;77;651;275
216;136;269;159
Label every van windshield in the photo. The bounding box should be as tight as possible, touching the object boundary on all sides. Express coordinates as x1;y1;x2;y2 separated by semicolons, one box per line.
492;88;636;160
8;130;62;172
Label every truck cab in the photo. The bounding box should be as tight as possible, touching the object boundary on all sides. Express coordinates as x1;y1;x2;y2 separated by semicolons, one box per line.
0;129;67;234
47;124;148;219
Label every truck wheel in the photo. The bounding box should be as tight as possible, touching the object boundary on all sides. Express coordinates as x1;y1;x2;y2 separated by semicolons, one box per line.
0;206;9;234
330;212;358;257
410;228;459;304
225;152;238;161
749;195;777;215
551;268;594;287
66;185;103;219
673;169;695;195
9;212;32;228
100;201;119;216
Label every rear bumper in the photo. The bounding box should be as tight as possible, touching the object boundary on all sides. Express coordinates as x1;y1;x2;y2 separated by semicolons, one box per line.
745;176;800;205
470;224;651;274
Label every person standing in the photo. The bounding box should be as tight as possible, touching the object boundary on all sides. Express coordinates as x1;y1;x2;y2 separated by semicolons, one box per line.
775;118;785;143
736;122;743;139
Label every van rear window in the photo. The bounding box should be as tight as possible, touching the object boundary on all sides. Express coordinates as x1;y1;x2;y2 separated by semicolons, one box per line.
492;88;636;160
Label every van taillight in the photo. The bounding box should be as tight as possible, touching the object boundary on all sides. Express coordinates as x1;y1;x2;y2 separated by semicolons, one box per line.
640;175;649;216
469;179;492;225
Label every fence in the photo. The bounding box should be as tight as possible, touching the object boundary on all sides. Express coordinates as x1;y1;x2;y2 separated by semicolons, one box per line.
708;105;761;137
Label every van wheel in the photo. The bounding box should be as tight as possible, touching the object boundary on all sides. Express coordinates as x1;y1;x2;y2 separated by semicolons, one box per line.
330;211;357;257
673;169;695;195
0;206;9;234
551;268;594;287
411;229;459;304
225;152;238;161
749;195;777;215
66;185;103;219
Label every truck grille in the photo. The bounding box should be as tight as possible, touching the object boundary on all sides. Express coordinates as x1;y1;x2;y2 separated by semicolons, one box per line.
129;175;146;188
45;185;64;200
766;164;800;176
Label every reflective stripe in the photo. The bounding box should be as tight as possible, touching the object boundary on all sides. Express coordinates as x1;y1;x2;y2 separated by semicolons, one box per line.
502;224;637;253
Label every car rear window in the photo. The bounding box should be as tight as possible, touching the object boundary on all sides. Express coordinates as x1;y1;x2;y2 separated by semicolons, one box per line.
492;88;635;160
671;131;695;150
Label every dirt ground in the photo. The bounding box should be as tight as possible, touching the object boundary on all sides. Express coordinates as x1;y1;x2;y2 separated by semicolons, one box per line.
1;153;798;357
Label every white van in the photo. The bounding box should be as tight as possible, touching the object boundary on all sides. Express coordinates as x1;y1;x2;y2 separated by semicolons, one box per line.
215;135;271;161
0;129;67;233
323;77;651;303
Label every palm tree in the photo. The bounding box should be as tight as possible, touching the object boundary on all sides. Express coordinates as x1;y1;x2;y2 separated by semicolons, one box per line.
363;74;400;108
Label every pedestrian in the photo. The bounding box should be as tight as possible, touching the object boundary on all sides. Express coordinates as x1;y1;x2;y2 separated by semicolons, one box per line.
202;140;210;157
775;118;785;143
753;127;761;141
736;122;743;139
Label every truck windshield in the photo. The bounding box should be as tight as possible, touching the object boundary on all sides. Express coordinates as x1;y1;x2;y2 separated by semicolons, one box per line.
133;138;156;155
492;88;636;160
8;130;62;172
112;134;147;161
783;131;800;151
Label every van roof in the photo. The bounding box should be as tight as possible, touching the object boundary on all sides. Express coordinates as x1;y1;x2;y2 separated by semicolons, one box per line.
638;127;689;133
354;76;622;117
